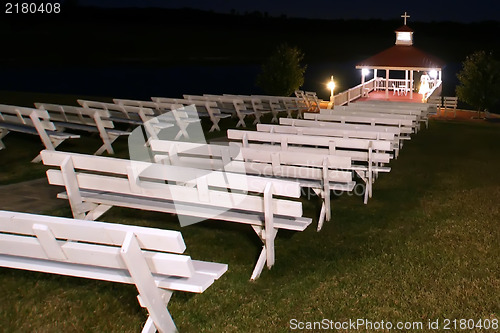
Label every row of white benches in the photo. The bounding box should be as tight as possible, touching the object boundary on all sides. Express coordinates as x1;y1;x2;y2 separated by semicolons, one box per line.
40;149;312;282
0;101;201;161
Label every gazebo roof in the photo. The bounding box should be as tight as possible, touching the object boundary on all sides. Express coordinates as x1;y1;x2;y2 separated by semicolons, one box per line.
355;45;445;71
395;25;414;32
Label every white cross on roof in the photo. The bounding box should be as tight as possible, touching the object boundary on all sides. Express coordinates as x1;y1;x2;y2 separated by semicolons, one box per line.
401;11;410;25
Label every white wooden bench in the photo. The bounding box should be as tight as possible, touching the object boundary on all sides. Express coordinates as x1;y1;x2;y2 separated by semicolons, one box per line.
149;139;354;230
427;96;442;108
342;102;429;128
183;95;257;127
279;117;409;138
200;94;271;126
319;108;420;133
354;100;436;120
41;150;312;280
257;123;401;158
109;98;201;140
358;100;435;114
250;95;295;118
77;100;182;140
149;97;230;132
223;94;285;123
304;111;415;135
0;104;80;162
218;95;272;124
227;129;393;204
254;95;307;119
34;103;130;155
443;96;458;118
0;209;227;333
295;90;321;112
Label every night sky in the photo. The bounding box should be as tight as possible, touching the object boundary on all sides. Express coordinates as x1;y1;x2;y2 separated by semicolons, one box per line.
80;0;498;23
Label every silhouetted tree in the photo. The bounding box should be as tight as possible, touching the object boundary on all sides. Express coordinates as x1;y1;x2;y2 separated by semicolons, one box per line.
256;43;307;96
456;50;500;116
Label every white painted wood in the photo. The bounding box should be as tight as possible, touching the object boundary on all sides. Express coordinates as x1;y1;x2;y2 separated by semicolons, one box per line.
304;111;414;130
279;117;409;135
149;139;355;226
78;99;177;140
121;232;177;333
40;150;312;279
227;129;392;204
32;224;67;260
0;210;227;331
263;183;276;268
0;104;80;161
227;129;393;152
150;97;231;132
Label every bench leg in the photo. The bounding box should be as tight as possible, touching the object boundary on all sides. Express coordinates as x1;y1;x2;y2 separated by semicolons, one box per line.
317;203;326;232
60;156;112;220
235;117;246;128
250;225;277;280
94;133;118;156
354;170;369;205
251;244;268;281
312;187;328;231
209;117;221;132
142;317;157;333
0;129;8;150
253;112;262;125
121;232;177;333
271;111;278;123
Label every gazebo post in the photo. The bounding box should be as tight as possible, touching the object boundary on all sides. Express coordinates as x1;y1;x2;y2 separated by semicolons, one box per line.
410;70;414;99
385;69;390;99
405;70;408;89
374;69;378;91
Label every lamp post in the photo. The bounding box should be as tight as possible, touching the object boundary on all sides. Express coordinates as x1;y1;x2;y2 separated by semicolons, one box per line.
327;75;335;109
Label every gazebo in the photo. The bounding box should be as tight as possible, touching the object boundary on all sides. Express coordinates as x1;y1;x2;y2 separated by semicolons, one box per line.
356;12;445;100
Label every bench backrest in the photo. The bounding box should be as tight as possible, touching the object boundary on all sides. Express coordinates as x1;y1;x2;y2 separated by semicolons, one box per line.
0;209;194;277
78;99;156;123
41;150;304;220
257;123;396;141
0;104;55;131
151;97;222;116
322;108;418;122
304;111;414;128
182;95;254;122
357;100;436;115
279;117;409;135
0;209;227;332
228;129;392;151
344;104;425;117
443;96;458;109
34;103;115;129
149;140;353;185
227;129;393;165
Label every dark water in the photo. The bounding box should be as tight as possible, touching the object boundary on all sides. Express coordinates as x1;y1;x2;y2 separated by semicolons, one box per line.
0;61;460;100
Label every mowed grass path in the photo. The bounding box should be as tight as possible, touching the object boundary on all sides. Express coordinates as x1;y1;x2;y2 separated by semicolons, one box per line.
0;119;499;332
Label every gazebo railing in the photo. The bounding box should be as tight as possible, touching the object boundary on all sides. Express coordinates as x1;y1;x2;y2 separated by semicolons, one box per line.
333;77;377;106
374;77;414;91
332;77;442;105
374;77;440;92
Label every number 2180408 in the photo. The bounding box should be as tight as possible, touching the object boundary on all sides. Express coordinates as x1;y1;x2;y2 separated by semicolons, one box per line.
5;2;61;14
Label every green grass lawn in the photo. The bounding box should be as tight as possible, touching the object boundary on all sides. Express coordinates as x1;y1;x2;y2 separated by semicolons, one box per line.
0;116;499;332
